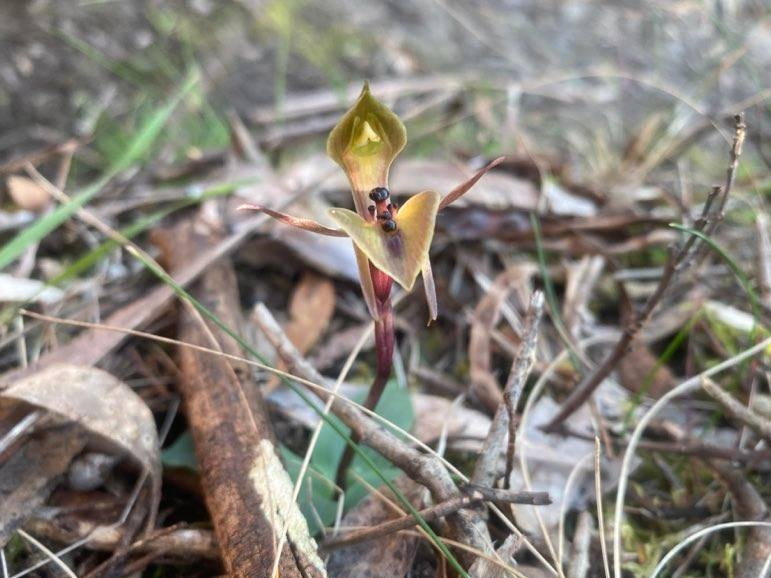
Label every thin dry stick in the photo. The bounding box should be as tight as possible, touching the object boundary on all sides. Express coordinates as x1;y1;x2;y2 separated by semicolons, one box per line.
702;377;771;445
594;437;611;578
321;490;550;552
503;299;541;487
346;472;532;578
471;291;544;488
468;291;563;574
252;303;494;568
543;113;747;432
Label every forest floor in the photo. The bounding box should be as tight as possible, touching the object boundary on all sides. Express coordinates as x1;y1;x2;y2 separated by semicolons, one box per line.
1;1;770;577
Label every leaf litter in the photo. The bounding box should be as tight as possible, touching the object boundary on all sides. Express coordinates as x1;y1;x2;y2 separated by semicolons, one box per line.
1;5;770;577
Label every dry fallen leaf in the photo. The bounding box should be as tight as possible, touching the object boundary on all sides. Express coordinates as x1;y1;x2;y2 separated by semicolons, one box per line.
617;339;676;398
286;272;336;355
469;266;534;414
0;364;161;528
326;476;425;578
6;174;51;212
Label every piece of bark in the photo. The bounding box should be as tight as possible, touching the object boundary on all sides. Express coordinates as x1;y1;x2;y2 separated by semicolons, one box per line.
161;220;325;578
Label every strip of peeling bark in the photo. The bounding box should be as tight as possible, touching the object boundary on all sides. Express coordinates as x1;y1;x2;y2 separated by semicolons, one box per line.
158;220;326;578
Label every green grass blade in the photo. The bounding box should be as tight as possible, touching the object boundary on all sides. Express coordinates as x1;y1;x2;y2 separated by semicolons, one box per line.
0;72;198;271
0;180;249;327
530;212;582;369
669;223;763;327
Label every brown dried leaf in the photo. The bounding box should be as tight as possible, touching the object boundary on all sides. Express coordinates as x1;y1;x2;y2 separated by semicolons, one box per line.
326;476;424;578
286;272;336;355
0;365;161;525
6;174;50;212
617;340;676;398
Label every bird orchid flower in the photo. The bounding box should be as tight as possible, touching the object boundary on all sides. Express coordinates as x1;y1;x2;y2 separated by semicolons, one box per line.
240;82;501;323
239;83;501;485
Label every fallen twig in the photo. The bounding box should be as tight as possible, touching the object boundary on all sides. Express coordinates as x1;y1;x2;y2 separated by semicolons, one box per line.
252;303;494;568
471;291;544;488
702;377;771;446
321;488;550;552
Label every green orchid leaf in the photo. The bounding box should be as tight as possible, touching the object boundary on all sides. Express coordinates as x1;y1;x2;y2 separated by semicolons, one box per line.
328;191;440;291
326;82;407;215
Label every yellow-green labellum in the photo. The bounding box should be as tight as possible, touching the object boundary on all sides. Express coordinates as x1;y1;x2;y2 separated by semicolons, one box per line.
328;191;440;291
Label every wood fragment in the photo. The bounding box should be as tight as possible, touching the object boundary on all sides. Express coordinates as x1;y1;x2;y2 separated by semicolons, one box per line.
322;487;549;552
163;220;326;578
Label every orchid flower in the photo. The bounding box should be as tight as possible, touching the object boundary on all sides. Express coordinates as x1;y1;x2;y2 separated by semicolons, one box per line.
240;82;501;323
240;83;501;485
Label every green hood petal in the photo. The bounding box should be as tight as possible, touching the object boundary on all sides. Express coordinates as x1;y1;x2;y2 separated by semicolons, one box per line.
326;82;406;216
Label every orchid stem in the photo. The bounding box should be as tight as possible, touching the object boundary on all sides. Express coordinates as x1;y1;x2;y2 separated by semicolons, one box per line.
336;297;394;488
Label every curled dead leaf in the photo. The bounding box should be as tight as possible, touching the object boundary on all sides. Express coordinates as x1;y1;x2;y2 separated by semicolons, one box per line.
0;364;161;528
